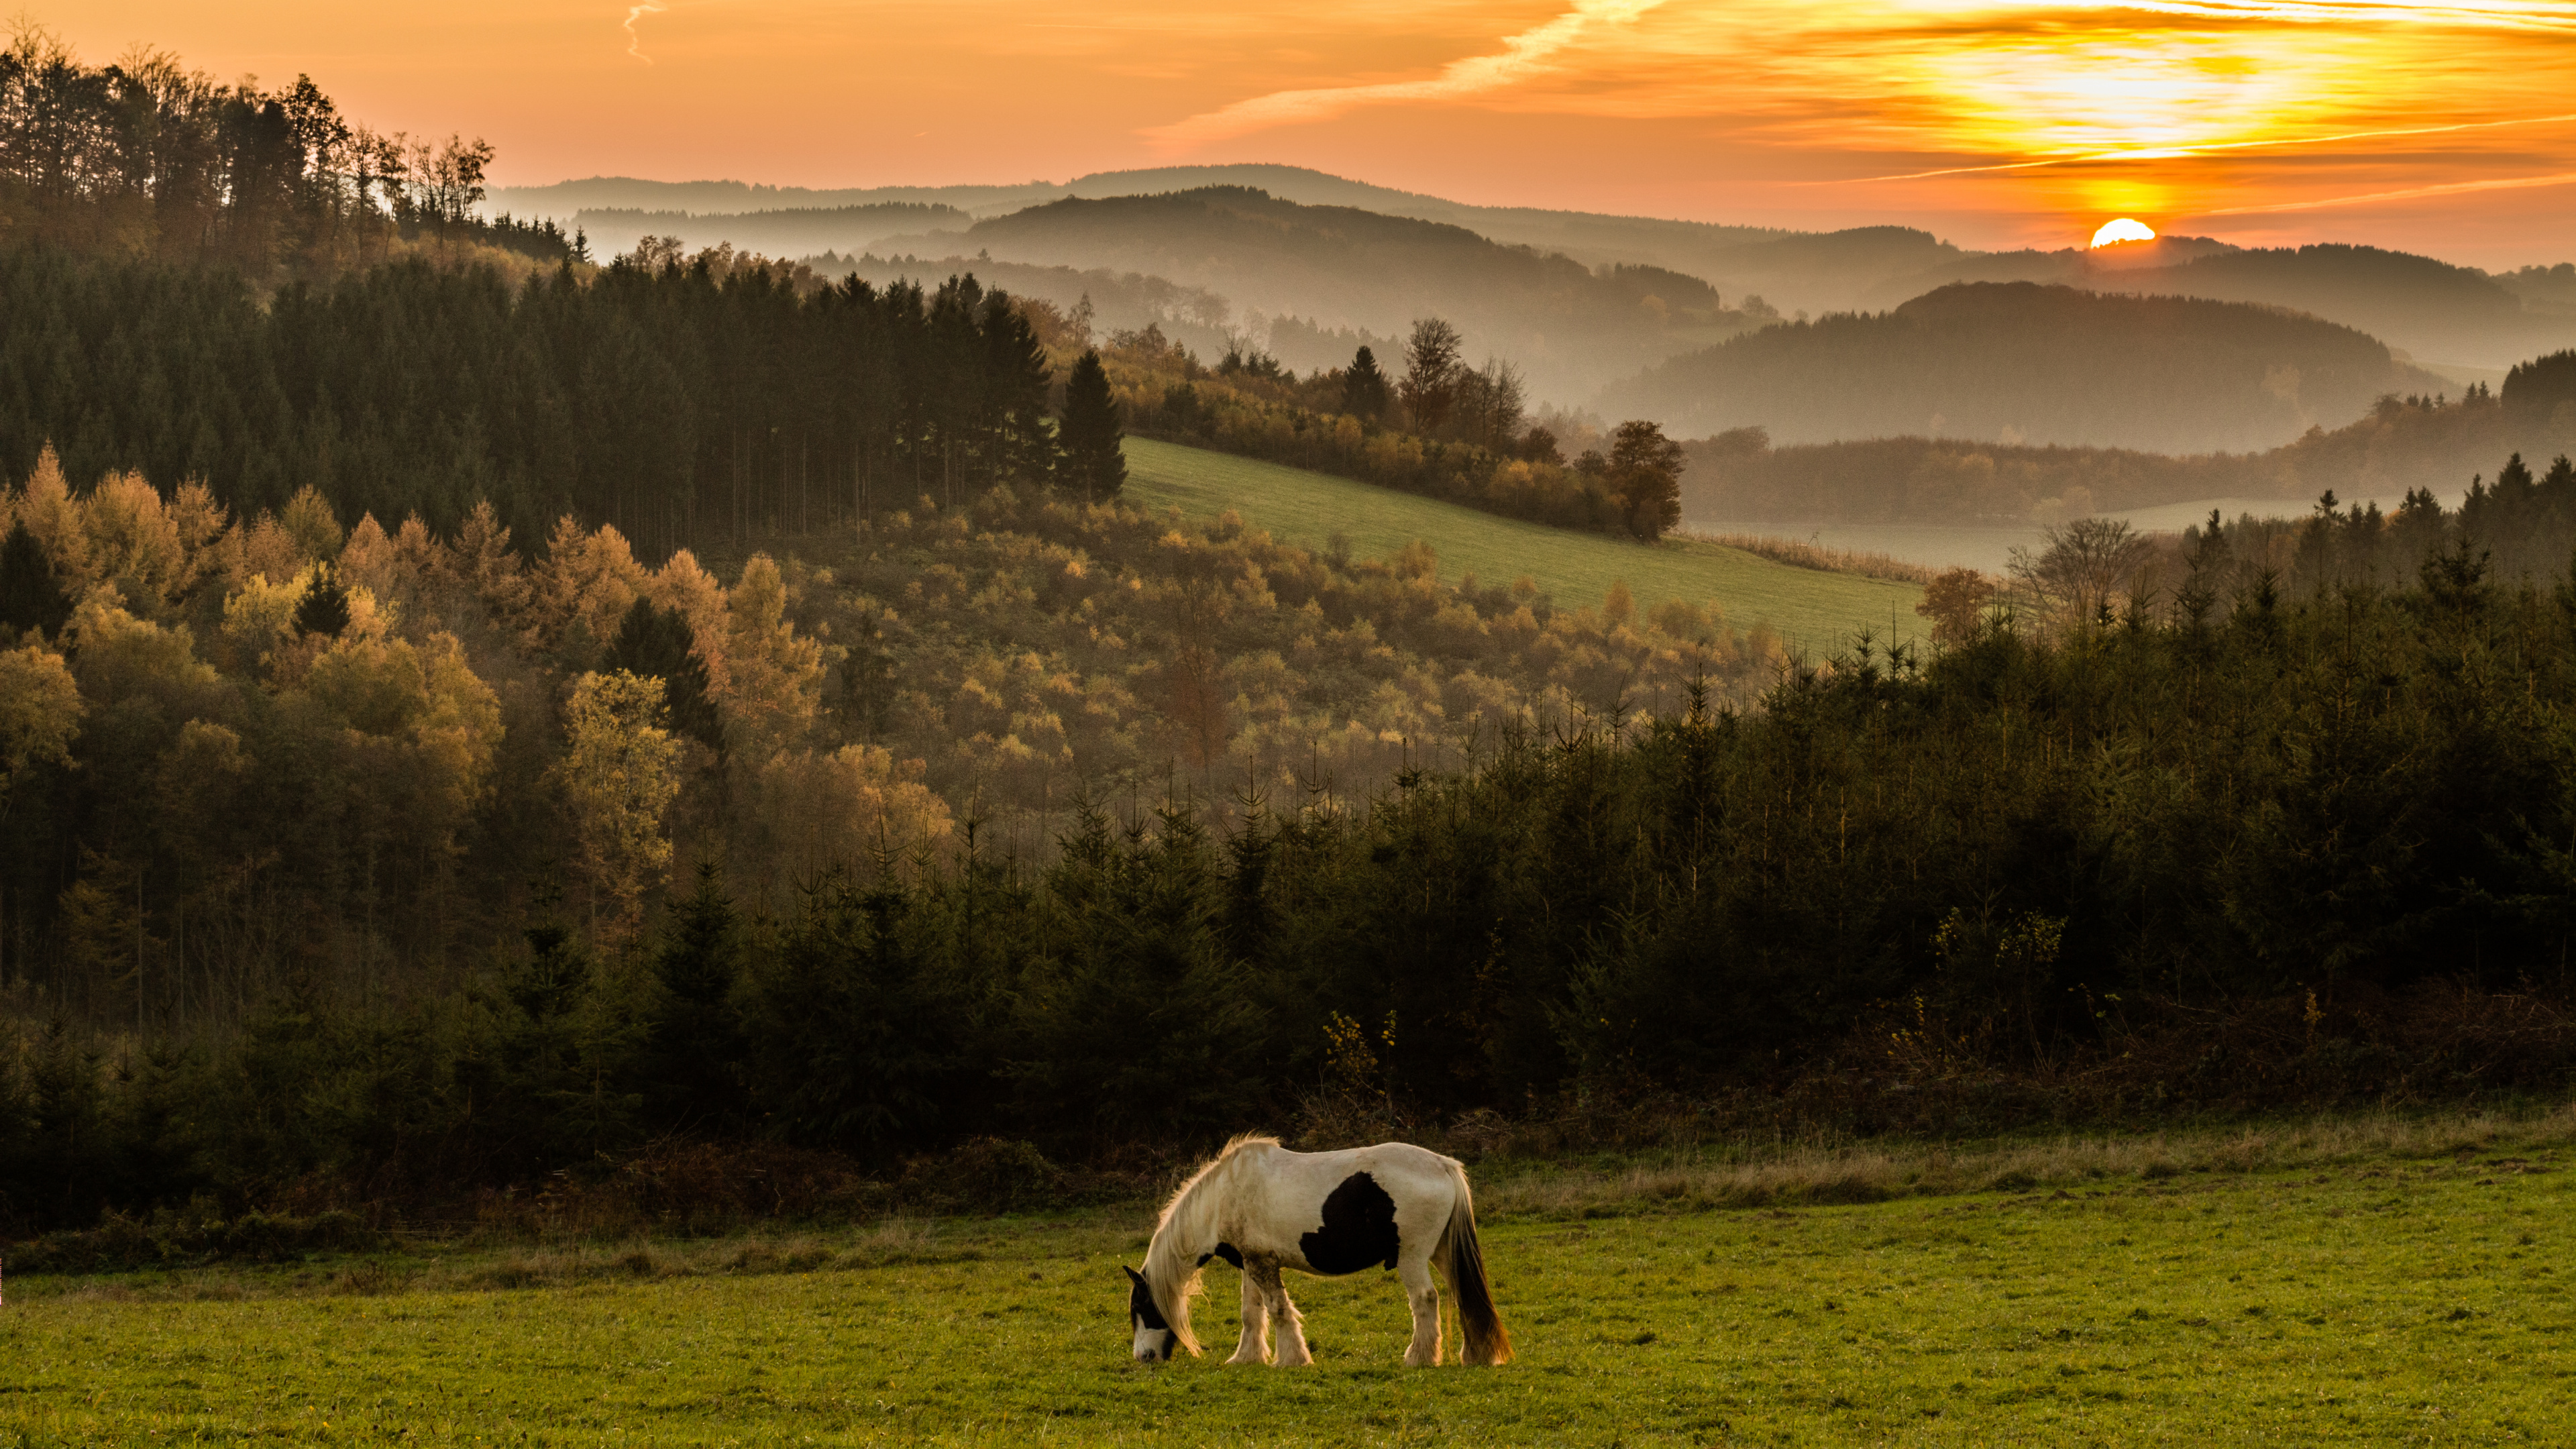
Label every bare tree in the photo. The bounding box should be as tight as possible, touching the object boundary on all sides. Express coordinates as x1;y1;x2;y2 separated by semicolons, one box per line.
2009;517;2154;629
1397;317;1463;434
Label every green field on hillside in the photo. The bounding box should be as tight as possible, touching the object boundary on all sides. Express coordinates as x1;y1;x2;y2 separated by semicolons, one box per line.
1124;439;1926;655
3;1129;2567;1446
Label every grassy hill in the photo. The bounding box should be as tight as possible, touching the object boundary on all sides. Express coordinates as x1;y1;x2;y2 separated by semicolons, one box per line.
1124;437;1925;654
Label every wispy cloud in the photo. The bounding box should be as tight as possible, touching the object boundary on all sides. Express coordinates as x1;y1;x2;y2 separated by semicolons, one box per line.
1142;0;1671;150
625;1;667;64
2202;168;2576;213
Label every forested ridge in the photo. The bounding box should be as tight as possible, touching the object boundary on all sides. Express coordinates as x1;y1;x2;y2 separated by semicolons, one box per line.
1689;359;2576;527
10;497;2576;1230
1613;282;2447;455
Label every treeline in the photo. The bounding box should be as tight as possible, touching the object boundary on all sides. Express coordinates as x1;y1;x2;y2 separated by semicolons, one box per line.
0;246;1068;558
0;26;570;277
1094;317;1688;541
0;446;1772;1058
11;542;2576;1228
1688;363;2576;527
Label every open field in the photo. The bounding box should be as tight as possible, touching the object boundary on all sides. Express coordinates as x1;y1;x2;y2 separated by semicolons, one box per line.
1124;439;1927;655
3;1112;2571;1446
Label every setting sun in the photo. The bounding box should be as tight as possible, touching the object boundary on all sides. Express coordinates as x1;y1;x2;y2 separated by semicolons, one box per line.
2090;217;2159;248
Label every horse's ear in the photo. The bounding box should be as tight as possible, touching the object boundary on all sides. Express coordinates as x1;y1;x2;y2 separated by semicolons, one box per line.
1124;1265;1146;1287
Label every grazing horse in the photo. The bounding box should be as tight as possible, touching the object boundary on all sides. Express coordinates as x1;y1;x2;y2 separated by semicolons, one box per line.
1123;1135;1512;1367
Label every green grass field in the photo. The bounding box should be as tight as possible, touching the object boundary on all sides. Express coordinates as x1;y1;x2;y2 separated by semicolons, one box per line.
1123;439;1926;656
4;1125;2569;1446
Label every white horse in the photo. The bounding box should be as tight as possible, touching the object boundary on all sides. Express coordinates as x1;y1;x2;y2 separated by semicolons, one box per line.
1123;1135;1512;1367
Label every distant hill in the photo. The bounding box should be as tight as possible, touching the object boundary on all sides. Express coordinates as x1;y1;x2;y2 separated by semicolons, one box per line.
1862;241;2576;370
1605;282;2450;455
869;186;1772;398
571;202;970;261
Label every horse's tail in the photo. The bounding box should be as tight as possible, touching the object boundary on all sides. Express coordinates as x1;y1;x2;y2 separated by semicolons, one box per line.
1436;1165;1513;1366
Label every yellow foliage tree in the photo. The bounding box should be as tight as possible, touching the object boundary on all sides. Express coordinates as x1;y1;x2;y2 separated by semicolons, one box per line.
739;743;954;890
533;517;648;652
720;553;822;761
557;669;684;933
0;642;80;822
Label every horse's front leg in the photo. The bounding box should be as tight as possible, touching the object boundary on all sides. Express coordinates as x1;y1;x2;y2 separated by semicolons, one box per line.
1226;1263;1271;1365
1258;1261;1313;1367
1399;1259;1442;1366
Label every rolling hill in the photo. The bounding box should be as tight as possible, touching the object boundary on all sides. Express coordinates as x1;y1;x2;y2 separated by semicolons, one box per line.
1122;437;1925;653
1604;282;2449;454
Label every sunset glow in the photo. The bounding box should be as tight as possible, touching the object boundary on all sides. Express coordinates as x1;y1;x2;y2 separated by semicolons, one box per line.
2091;218;2159;246
48;1;2576;262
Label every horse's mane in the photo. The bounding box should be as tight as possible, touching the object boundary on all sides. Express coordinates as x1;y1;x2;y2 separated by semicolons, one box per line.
1142;1134;1279;1355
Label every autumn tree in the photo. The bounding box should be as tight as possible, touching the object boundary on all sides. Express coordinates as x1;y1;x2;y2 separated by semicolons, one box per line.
558;670;686;935
1057;348;1127;502
0;643;80;822
1605;419;1686;541
1916;568;1997;645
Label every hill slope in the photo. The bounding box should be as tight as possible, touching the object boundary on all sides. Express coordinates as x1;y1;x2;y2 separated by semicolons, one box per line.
1863;242;2576;370
1124;438;1923;653
1606;282;2448;454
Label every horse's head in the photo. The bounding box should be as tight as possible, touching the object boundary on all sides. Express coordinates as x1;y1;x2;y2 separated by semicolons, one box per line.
1124;1265;1177;1362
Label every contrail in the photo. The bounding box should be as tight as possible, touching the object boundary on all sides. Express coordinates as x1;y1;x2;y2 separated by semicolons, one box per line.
1142;0;1670;151
625;1;667;63
1823;111;2576;184
2202;168;2576;214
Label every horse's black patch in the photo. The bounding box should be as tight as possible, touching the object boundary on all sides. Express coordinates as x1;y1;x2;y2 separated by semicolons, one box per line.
1198;1242;1244;1270
1300;1172;1400;1275
1125;1265;1169;1330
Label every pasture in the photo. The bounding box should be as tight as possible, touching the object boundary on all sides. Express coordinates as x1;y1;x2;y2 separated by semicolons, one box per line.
1;1118;2568;1446
1123;439;1928;656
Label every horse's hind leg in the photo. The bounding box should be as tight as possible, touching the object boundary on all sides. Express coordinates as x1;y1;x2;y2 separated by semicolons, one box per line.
1258;1262;1313;1367
1399;1258;1443;1367
1226;1264;1271;1365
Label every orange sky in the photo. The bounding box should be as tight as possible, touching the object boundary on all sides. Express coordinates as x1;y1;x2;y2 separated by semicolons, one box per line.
48;1;2576;266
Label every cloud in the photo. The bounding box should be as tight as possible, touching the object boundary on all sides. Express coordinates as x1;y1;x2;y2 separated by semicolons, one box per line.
625;1;667;64
1142;0;1671;151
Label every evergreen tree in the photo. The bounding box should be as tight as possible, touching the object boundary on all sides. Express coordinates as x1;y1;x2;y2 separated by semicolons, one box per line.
1341;345;1391;421
602;597;722;752
292;562;351;638
0;520;71;639
1057;348;1126;502
641;864;748;1131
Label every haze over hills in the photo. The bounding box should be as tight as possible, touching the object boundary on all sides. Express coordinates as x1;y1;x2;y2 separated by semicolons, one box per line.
1862;240;2576;370
865;186;1776;398
491;161;2576;452
570;202;971;261
1605;282;2450;455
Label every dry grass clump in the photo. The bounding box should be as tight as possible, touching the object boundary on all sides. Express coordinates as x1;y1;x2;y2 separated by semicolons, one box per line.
1687;530;1941;586
1469;1101;2576;1219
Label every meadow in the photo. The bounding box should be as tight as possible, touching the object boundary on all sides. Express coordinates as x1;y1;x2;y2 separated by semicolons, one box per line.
3;1112;2568;1447
1124;439;1929;655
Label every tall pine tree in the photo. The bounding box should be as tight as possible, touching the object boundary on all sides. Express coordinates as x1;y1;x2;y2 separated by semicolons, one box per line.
602;598;722;753
1057;349;1126;502
0;520;71;640
1341;345;1391;421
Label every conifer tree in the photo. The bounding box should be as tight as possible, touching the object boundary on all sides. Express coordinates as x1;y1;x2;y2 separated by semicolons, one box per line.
1057;348;1126;502
602;597;722;753
0;521;71;640
1341;345;1391;421
293;562;352;638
